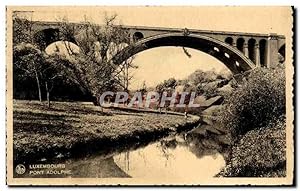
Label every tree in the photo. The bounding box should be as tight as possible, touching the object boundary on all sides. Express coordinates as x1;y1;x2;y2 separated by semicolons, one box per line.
43;53;65;107
186;69;219;86
57;14;137;104
155;78;177;112
107;43;137;92
156;78;177;92
13;12;51;102
12;11;34;45
13;43;45;102
119;58;136;92
13;43;65;106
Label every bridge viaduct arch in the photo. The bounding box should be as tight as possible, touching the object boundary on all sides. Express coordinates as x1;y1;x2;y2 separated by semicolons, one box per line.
29;21;286;73
111;33;255;75
126;27;286;69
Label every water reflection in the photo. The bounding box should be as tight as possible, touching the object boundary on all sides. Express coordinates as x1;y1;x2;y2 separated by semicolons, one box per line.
113;129;227;179
69;156;130;178
114;142;225;180
16;125;229;179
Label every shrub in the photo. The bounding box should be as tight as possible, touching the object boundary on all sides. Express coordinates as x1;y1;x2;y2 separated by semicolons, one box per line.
219;116;286;177
220;66;285;137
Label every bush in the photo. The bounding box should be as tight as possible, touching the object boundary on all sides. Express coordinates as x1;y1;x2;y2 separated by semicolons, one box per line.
156;78;177;92
219;116;286;177
220;66;285;137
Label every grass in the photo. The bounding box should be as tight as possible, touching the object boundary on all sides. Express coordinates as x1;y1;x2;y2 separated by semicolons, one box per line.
13;100;200;163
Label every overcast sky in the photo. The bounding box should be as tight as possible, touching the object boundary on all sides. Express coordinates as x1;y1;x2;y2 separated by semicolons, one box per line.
14;6;292;89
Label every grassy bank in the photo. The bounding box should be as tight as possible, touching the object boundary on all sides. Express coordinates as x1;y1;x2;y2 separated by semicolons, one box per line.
13;100;200;163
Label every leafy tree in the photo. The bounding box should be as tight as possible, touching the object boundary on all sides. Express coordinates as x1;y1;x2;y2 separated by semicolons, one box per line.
187;69;219;86
156;78;177;92
155;78;177;111
119;58;137;92
42;54;67;107
13;43;45;102
13;43;65;106
57;14;136;104
12;11;34;44
179;69;232;97
12;13;137;105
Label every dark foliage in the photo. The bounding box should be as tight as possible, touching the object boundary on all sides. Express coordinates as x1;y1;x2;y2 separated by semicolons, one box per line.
218;117;286;177
220;66;285;137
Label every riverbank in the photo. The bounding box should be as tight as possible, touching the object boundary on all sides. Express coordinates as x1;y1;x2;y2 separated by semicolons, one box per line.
13;100;200;163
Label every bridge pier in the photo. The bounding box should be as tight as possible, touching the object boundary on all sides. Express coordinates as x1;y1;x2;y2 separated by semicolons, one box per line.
243;43;249;58
266;34;279;68
232;42;237;48
255;43;261;67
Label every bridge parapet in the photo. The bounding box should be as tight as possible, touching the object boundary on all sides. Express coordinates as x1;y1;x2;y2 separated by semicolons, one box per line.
29;20;286;69
125;25;285;68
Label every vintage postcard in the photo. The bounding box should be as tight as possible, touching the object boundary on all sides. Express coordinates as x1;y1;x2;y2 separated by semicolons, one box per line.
6;6;294;186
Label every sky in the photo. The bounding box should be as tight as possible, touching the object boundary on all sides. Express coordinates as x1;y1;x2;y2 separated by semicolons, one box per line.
13;6;292;89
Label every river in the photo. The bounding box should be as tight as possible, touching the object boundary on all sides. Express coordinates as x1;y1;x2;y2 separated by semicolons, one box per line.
17;124;229;179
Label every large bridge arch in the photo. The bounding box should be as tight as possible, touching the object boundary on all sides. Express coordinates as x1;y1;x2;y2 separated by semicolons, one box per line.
111;33;256;75
33;28;77;50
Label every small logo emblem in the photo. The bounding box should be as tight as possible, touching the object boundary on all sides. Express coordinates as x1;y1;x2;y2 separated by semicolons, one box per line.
15;164;26;175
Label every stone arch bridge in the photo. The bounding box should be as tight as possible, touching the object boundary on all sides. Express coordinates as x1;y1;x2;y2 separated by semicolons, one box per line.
30;21;285;75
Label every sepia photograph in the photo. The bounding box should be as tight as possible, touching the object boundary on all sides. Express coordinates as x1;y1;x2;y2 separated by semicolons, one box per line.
6;6;294;185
